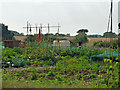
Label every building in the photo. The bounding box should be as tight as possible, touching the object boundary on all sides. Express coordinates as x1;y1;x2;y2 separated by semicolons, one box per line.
0;23;14;41
0;23;26;48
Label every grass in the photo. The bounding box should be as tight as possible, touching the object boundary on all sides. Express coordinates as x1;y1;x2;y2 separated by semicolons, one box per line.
0;69;2;89
0;79;2;89
2;80;36;88
2;79;107;88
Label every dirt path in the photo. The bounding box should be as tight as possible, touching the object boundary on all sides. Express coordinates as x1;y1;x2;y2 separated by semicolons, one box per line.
5;66;55;72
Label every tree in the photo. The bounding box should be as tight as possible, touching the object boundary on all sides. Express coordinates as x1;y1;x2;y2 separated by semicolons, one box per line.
2;24;14;40
25;33;56;43
54;33;70;37
87;34;102;38
77;29;88;34
20;33;24;36
45;33;54;36
70;32;88;47
9;30;24;36
66;33;70;37
103;32;117;38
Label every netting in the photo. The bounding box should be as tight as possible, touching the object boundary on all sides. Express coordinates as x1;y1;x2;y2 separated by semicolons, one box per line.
0;45;5;49
90;50;119;62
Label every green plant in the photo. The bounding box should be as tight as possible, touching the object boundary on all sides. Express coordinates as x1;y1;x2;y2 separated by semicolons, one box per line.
30;72;38;80
47;71;56;77
76;73;82;79
97;57;119;88
70;32;88;47
40;73;46;77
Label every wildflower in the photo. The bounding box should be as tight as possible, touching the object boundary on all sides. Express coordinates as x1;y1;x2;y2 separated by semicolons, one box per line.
12;64;14;66
7;62;10;64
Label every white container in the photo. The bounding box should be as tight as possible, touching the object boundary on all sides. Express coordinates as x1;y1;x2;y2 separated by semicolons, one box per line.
53;40;70;48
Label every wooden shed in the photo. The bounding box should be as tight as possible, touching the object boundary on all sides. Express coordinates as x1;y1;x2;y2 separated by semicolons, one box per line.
4;40;21;48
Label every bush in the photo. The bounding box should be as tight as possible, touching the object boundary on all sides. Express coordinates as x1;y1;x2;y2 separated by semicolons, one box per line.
93;39;118;48
70;32;88;47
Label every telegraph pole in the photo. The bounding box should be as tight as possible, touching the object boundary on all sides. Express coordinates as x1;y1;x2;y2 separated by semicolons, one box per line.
27;21;28;35
57;23;60;34
40;24;42;32
48;23;50;34
35;24;37;34
29;23;32;35
110;0;113;33
23;22;61;35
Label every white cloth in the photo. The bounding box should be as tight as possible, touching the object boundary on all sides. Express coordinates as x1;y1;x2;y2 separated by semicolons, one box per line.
78;46;81;48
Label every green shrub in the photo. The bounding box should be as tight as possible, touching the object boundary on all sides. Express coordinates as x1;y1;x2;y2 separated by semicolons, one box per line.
93;39;118;48
47;71;56;76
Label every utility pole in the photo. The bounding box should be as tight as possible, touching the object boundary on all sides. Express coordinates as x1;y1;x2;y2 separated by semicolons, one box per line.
110;0;113;33
29;23;32;35
40;24;42;32
27;21;28;35
57;23;60;34
48;23;50;34
35;24;37;34
23;22;61;35
47;23;61;34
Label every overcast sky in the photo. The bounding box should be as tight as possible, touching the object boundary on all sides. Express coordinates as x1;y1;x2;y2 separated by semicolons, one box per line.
0;0;119;36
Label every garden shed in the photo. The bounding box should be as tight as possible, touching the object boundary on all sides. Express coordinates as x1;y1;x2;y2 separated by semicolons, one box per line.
53;40;70;49
4;40;21;48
